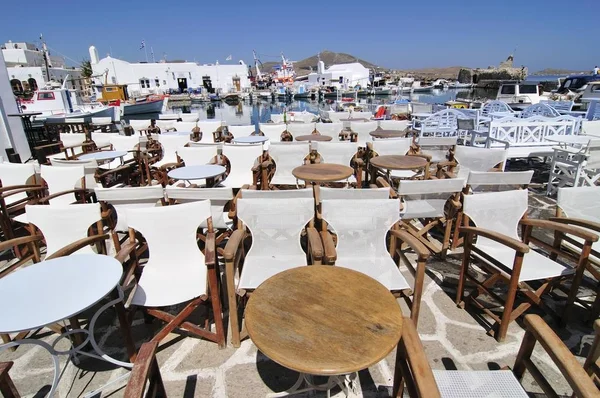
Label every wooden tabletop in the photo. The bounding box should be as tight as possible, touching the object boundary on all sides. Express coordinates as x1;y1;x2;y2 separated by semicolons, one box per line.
370;155;427;170
295;134;332;142
292;164;354;183
369;130;407;139
245;266;403;375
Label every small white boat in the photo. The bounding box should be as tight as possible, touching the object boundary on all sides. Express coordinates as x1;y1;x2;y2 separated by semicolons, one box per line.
411;81;434;92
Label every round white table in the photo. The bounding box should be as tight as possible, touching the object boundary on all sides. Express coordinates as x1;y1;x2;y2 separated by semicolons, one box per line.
79;150;127;162
168;165;226;184
0;254;133;397
232;135;269;144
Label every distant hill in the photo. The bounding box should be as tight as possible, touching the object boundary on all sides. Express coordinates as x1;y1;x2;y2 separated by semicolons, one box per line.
533;68;590;76
396;66;467;80
261;50;380;74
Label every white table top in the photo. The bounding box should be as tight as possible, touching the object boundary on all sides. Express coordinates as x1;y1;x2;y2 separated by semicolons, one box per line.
168;165;226;180
0;254;123;334
233;135;269;144
545;135;592;145
79;151;128;161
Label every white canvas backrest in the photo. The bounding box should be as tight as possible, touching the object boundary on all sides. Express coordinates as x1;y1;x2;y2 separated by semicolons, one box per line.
40;164;85;206
481;100;513;116
371;138;412;156
297;111;318;123
221;144;263;188
259;124;286;142
157;135;191;165
165;186;233;229
156;120;177;131
398;179;465;219
126;200;212;306
95;185;165;232
270;114;285;124
268;142;311;185
453;146;507;180
322;199;400;259
286;123;315;137
315;122;343;139
197;121;221;135
49;158;99;189
129;119;151;132
462;190;528;249
238;197;314;259
583;120;600;137
26;203;101;257
521;103;561;118
91;132;113;148
0;163;37;205
319;187;390;202
109;135;138;162
241;188;313;199
350;121;378;146
176;146;218;166
60;133;86;148
92;117;112;125
173;121;197;132
467;170;534;193
557;187;600;222
229;125;256;136
417;136;457;163
315;142;358;166
179;114;199;123
584;139;600;170
188;141;223;152
351;111;373;120
328;112;348;123
158;113;180;120
378;120;409;131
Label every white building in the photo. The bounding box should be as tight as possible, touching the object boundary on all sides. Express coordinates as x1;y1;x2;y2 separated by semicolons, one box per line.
89;46;251;99
2;41;86;94
307;61;370;89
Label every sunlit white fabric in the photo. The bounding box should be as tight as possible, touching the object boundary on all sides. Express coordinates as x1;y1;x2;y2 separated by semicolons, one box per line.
0;163;36;205
286;123;315;137
557;186;600;261
41;164;85;206
241;188;313;199
314;142;358;183
177;146;218;167
268;143;311;185
350;121;378;146
229;125;257;136
237;198;314;289
60;133;86;149
155;120;176;131
109;135;139;163
165;186;233;229
221;144;263;188
179;114;199;122
371;138;412;156
128;120;151;133
315;123;343;140
453;146;507;182
399;179;465;219
172;121;197;132
378;120;409;131
49;158;99;189
319;187;390;201
259;124;286;143
467;170;533;193
154;135;191;168
95;185;165;232
417;136;457;163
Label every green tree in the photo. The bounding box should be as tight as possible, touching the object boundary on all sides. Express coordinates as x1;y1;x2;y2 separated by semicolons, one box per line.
81;59;92;78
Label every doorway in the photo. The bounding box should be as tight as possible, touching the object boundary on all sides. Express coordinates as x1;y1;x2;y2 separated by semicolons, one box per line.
177;78;188;91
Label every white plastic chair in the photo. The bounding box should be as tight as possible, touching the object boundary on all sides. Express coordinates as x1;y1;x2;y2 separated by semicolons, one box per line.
173;121;197;132
0;163;37;205
315;122;342;140
221;144;263;188
286;123;315;137
179;114;199;123
40;164;86;206
350;121;378;146
314;142;359;184
265;143;310;186
165;186;233;230
154;135;191;168
229;125;256;136
378;120;409;131
26;203;102;257
176;146;218;167
259;123;286;143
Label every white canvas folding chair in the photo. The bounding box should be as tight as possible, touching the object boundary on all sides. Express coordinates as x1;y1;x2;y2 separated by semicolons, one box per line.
40;164;86;206
165;186;233;231
439;146;507;181
128;120;151;134
286;123;315;138
240;188;313;199
91;132;114;149
197;121;222;142
172;121;197;133
457;189;597;341
58;133;88;159
350;121;378;146
321;198;428;323
155;120;176;132
229;125;256;136
179;114;199;123
315;122;342;140
50;158;100;190
224;197;321;346
259;123;286;143
123;200;225;347
176;146;219;167
153;134;190;168
109;135;139;163
314;142;361;185
466;170;534;193
378;120;409;131
0;163;38;207
397;178;465;259
220;143;263;188
262;142;311;188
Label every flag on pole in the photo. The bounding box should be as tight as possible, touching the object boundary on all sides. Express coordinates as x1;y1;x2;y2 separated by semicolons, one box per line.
139;40;145;50
225;55;232;61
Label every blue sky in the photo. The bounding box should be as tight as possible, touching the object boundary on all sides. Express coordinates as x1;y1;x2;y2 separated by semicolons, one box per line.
1;0;596;72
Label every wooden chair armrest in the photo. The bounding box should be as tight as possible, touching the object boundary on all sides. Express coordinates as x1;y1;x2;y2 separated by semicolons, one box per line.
38;189;88;203
124;341;161;398
374;177;397;199
518;314;600;398
390;230;430;260
548;217;600;233
115;240;138;264
158;162;182;171
0;235;43;254
96;164;133;178
34;142;62;150
366;142;374;151
261;160;273;169
436;160;456;169
306;227;324;262
46;234;110;260
396;317;441;398
320;230;337;263
459;226;530;253
224;229;245;261
0;184;42;194
1;186;46;198
205;231;216;268
520;218;599;243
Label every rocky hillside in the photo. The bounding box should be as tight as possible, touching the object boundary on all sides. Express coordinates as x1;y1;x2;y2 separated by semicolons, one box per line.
261;50;380;74
532;68;590;76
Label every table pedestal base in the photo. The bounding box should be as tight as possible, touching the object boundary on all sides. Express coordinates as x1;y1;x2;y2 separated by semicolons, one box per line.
268;372;360;398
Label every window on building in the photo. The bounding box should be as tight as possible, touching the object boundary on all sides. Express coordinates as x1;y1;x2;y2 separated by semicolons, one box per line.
140;78;150;88
28;78;38;91
10;79;23;93
155;79;160;87
37;92;55;100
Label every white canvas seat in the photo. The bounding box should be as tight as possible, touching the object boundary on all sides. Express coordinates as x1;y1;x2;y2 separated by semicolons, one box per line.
154;135;191;168
318;186;390;201
229;125;256;136
221;144;263;188
49;158;99;189
128;119;151;133
179;114;199;123
467;170;534;193
450;146;507;182
158;114;180;120
265;142;310;186
155;120;176;131
286;123;315;137
557;186;600;263
92;116;112;125
321;198;409;290
26;203;102;257
91;132;114;149
241;188;313;199
350;121;378;146
0;163;37;205
188;141;223;151
378;120;409;131
416;136;457;163
40;164;86;206
172;121;197;133
259;123;286;143
165;186;233;230
314;142;359;183
196;121;221;138
176;146;218;167
315;122;342;140
109;135;139;163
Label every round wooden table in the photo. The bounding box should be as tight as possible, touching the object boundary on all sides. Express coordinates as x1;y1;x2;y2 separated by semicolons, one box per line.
370;155;427;171
369;130;407;139
246;266;402;396
292;164;354;183
295;134;332;142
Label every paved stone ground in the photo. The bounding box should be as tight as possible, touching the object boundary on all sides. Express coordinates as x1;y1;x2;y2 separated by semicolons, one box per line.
1;161;597;397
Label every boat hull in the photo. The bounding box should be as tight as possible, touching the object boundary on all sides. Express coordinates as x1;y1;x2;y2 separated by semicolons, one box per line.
122;99;164;115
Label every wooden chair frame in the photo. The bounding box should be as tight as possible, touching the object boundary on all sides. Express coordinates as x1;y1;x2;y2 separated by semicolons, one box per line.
124;342;167;398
